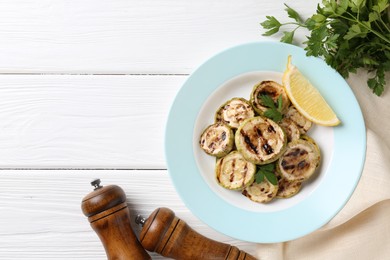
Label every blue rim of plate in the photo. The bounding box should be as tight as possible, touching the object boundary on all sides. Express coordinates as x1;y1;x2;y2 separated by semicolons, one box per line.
165;41;366;243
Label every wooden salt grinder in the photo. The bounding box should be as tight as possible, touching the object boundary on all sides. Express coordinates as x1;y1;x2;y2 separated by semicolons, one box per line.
136;207;258;260
81;179;151;260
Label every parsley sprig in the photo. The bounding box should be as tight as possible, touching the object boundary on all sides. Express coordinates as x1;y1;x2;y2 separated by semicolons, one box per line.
261;0;390;96
255;163;278;185
260;94;283;122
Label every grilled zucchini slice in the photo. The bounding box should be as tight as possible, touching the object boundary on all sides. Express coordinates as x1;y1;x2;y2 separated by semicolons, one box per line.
277;139;321;182
215;97;255;129
276;177;302;198
199;123;234;157
235;116;287;165
284;106;312;134
250;80;290;115
300;134;321;155
242;178;278;203
215;151;256;190
279;118;300;142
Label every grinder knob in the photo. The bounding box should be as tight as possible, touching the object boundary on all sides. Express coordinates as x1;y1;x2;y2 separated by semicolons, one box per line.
137;207;257;260
81;179;150;260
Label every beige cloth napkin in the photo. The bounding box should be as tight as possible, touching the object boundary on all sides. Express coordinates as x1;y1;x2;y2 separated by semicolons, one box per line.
255;71;390;260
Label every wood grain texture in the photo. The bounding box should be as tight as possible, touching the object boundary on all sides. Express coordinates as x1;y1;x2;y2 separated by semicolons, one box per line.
0;0;317;74
0;75;183;168
140;208;257;260
0;170;258;259
0;1;324;259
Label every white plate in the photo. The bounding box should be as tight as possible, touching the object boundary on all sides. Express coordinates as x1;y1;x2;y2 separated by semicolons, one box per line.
193;71;333;212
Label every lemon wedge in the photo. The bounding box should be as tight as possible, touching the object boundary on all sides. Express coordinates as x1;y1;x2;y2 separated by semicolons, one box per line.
282;56;341;126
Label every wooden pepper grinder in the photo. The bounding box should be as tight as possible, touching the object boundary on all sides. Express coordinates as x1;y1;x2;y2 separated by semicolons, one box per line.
81;179;151;260
135;207;258;260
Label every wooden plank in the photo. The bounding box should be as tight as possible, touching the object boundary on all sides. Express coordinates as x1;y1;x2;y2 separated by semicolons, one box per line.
0;170;258;259
0;75;183;168
0;0;318;74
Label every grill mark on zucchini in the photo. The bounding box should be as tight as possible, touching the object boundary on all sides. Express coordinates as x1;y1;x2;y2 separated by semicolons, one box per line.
297;160;308;170
281;160;295;170
288;118;306;132
281;148;311;173
206;131;219;151
263;143;274;155
278;139;321;181
254;125;274;155
242;126;275;157
254;126;268;155
229;159;236;182
255;126;262;137
221;131;226;141
241;130;258;154
268;125;276;133
278;185;285;192
242;189;250;198
285;148;307;157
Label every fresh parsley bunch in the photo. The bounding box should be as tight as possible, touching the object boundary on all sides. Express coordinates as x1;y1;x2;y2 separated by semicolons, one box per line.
261;0;390;96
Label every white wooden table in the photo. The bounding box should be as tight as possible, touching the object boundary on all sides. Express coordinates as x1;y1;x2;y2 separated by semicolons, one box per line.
0;1;323;259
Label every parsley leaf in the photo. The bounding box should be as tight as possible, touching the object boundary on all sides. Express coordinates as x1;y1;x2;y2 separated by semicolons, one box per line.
264;109;283;122
368;67;386;96
277;94;283;110
255;170;265;183
281;31;295;44
260;94;283;122
284;4;303;23
255;164;278;185
260;16;281;36
260;94;276;108
264;171;278;186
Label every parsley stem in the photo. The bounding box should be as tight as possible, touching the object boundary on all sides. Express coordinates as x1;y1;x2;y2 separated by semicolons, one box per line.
374;21;384;33
339;13;390;45
378;17;390;34
361;24;390;45
281;22;307;27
